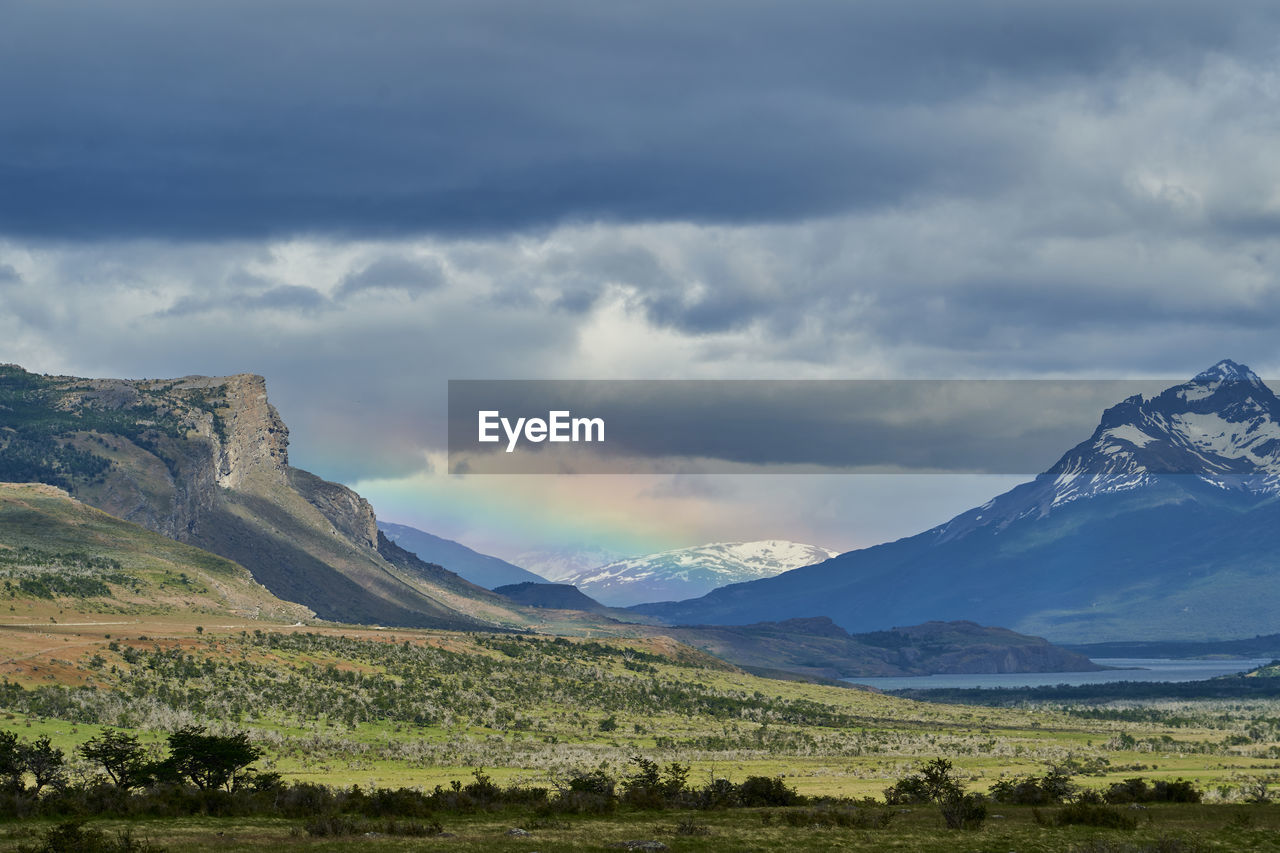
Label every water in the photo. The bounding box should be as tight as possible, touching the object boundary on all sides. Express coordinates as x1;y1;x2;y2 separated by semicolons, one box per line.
842;658;1275;691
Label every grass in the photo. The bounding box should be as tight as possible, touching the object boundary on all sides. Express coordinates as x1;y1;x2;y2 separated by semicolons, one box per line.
3;805;1280;852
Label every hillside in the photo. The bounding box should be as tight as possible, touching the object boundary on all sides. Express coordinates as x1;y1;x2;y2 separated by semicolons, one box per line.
379;522;548;588
0;365;541;631
0;482;308;622
491;581;614;614
634;361;1280;643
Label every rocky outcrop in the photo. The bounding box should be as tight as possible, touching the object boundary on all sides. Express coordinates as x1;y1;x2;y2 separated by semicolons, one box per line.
289;467;379;549
0;365;527;630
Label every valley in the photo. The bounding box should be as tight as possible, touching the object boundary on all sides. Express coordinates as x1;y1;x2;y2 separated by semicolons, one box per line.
4;362;1280;851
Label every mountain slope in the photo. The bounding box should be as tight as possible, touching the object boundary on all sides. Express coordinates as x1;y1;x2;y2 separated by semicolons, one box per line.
492;581;615;615
0;365;534;630
378;522;549;589
555;540;838;607
0;481;309;621
634;361;1280;643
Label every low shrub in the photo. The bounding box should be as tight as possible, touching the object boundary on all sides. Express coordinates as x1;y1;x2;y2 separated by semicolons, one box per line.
1054;800;1139;829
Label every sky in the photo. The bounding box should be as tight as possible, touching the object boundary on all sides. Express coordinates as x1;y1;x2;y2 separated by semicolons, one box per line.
3;1;1280;568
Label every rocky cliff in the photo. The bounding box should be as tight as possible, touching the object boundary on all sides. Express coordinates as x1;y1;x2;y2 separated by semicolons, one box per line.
0;364;530;630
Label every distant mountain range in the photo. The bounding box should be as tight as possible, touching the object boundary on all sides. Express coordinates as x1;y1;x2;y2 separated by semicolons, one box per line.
549;540;838;606
378;522;548;589
635;360;1280;643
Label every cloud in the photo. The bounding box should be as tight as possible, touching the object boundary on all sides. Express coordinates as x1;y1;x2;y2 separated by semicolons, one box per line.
336;256;445;299
3;1;1279;239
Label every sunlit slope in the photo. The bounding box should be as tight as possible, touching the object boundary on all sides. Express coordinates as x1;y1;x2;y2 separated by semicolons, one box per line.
0;482;309;621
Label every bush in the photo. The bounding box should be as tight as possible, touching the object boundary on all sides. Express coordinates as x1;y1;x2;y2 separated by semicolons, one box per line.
938;793;987;830
989;767;1075;805
16;822;166;853
1055;801;1139;829
1103;777;1202;805
888;758;986;830
737;776;802;807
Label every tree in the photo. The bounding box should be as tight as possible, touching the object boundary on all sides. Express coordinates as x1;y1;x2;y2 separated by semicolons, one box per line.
886;758;986;830
79;730;149;790
164;726;261;791
0;730;24;793
22;735;65;794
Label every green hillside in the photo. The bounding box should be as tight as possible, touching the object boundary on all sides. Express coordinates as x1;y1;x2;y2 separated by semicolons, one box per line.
0;482;308;623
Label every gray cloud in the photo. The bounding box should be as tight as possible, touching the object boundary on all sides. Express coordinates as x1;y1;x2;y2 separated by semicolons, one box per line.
2;1;1279;238
337;256;445;299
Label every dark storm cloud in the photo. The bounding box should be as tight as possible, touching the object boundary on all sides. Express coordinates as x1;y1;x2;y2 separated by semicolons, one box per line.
3;0;1278;239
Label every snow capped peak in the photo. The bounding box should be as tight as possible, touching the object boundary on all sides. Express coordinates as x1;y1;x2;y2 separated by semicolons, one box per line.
938;359;1280;541
1192;358;1261;387
557;540;839;607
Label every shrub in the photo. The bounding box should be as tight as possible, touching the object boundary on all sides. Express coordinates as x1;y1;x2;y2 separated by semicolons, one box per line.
989;767;1075;805
1103;777;1202;805
888;758;986;830
1055;801;1139;829
737;775;802;807
16;822;166;853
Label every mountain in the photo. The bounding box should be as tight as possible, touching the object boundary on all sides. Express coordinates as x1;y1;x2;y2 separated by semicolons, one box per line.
514;545;631;584
0;365;536;631
0;481;309;622
554;540;839;607
491;581;614;615
378;522;549;589
664;618;1103;681
633;360;1280;643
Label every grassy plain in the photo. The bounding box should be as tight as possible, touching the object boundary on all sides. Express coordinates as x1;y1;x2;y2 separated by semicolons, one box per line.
4;805;1280;852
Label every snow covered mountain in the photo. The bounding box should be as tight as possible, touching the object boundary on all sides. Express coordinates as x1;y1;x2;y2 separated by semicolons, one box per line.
635;361;1280;643
556;540;839;607
938;359;1280;541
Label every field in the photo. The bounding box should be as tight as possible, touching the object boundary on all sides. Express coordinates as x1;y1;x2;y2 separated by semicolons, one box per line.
3;804;1280;852
4;482;1280;850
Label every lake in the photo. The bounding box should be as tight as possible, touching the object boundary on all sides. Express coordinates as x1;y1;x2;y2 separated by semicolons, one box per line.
842;658;1275;691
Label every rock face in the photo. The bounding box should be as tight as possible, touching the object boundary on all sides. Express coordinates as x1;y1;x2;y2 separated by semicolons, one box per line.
0;365;529;630
209;373;290;489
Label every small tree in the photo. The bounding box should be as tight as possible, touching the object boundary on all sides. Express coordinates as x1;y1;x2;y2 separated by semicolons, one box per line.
887;758;986;830
0;730;24;794
22;735;66;794
79;730;149;790
164;726;261;791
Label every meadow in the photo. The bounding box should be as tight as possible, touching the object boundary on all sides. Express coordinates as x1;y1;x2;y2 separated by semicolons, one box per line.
2;601;1280;850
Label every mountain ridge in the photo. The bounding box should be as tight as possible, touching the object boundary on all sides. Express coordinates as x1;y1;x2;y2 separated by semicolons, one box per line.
0;365;534;631
378;522;549;589
633;360;1280;643
554;539;838;606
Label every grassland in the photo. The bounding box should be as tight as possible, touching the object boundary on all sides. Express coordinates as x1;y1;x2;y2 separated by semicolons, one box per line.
4;486;1280;850
5;804;1280;852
